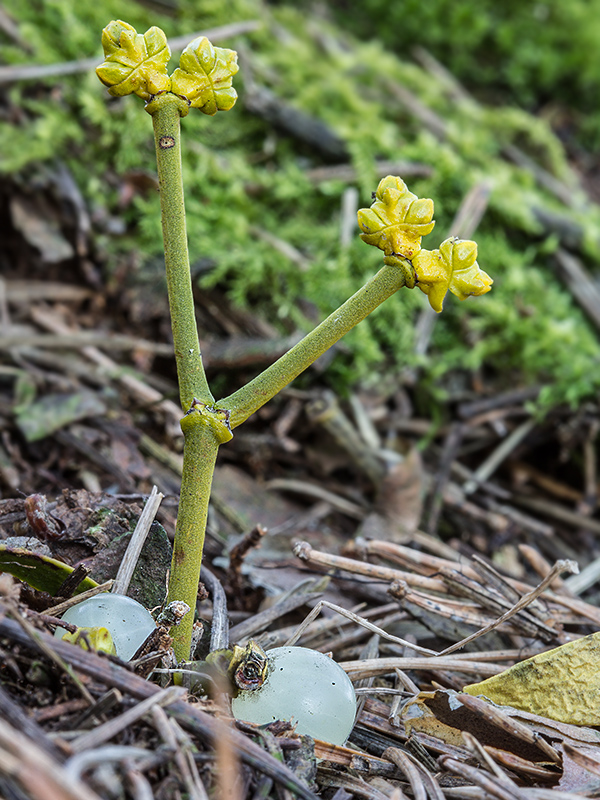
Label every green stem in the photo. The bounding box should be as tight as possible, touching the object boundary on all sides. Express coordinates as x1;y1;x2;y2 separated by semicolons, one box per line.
221;263;408;427
148;93;221;661
167;411;220;661
149;93;213;409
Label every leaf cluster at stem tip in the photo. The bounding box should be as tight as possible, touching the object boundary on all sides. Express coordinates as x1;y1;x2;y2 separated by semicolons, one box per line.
96;20;239;116
357;176;492;312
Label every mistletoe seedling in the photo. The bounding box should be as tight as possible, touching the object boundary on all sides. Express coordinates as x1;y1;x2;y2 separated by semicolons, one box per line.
95;20;492;662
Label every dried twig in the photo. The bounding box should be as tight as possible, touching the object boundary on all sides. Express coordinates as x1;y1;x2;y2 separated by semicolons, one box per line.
45;580;115;617
284;599;437;655
0;717;102;800
200;565;229;651
112;486;164;596
0;616;319;800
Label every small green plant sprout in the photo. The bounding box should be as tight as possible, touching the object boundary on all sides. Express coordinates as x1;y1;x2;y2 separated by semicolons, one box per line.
96;22;492;662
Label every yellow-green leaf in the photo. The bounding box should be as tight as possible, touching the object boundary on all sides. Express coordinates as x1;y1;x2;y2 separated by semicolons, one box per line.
412;237;492;313
170;37;239;115
463;633;600;726
96;20;171;100
357;175;435;260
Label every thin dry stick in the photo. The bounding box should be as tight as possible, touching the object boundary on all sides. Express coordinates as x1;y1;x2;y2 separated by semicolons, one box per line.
389;581;521;633
354;633;381;719
395;666;420;695
462;732;525;793
517;544;574;596
339;656;502;681
112;486;164;596
284;599;437;656
293;541;447;592
463;417;536;495
0;717;103;800
360;535;559;601
6;604;94;704
306;390;385;486
439;566;558;642
322;610;405;655
45;579;114;616
0;331;174;354
199;565;229;651
352;537;484;582
229;585;324;643
268;478;367;519
257;601;394;649
214;684;244;800
151;706;209;800
457;693;560;765
30;306;183;431
515;491;600;535
437;559;578;656
383;748;428;800
554;248;600;332
439;756;526;800
124;761;154;800
65;745;156;782
70;686;186;754
0;683;63;760
170;717;210;800
388;747;446;800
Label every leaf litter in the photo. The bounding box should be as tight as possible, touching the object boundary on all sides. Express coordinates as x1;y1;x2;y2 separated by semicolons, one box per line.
4;380;600;798
3;284;600;796
3;11;600;800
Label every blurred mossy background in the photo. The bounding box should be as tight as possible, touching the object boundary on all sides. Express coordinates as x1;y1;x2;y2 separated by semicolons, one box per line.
3;0;600;411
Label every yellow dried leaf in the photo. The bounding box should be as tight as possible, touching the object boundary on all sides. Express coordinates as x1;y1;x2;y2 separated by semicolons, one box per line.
463;633;600;725
402;690;466;747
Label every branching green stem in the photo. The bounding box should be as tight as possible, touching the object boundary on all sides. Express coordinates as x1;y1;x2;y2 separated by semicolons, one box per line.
221;263;409;427
149;93;213;409
148;92;409;662
98;19;486;669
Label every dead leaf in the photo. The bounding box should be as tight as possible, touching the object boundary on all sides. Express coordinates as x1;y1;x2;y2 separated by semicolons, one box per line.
402;688;591;766
10;195;74;263
357;447;424;541
463;633;600;725
15;391;106;442
559;742;600;794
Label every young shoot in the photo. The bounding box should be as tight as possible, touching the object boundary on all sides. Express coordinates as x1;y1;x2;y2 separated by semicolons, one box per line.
96;20;492;661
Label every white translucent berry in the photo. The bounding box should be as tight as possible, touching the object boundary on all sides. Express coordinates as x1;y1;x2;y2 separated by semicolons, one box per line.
54;593;156;661
231;646;356;745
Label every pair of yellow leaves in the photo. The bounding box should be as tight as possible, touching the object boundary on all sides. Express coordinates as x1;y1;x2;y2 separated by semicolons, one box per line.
357;176;493;312
96;20;239;115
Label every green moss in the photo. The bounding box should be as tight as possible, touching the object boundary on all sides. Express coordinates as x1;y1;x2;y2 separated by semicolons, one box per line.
3;0;600;411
